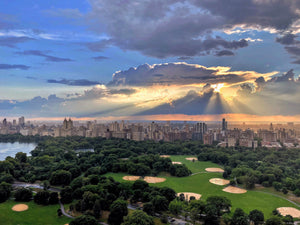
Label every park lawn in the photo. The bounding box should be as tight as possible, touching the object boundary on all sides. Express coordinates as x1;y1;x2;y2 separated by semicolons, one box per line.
169;155;222;173
105;158;300;219
0;200;71;225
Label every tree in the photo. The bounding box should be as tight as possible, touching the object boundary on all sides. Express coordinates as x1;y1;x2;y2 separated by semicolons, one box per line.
15;152;27;163
57;208;62;217
206;196;231;216
169;200;183;215
266;216;283;225
49;192;59;204
0;182;11;203
132;180;149;190
34;190;50;205
108;199;128;225
93;199;101;219
151;195;169;212
143;202;154;216
231;208;249;225
282;215;293;225
159;187;176;202
69;215;98;225
122;210;154;225
14;188;32;202
204;204;219;225
50;170;72;185
60;186;73;204
249;209;264;225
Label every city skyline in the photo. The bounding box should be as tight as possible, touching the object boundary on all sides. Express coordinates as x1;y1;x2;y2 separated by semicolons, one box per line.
1;1;300;121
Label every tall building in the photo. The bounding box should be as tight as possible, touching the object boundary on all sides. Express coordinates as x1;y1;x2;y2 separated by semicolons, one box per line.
18;116;25;126
222;118;227;131
192;122;207;140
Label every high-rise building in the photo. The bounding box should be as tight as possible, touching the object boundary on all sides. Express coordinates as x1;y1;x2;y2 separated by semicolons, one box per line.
222;118;227;131
18;116;25;126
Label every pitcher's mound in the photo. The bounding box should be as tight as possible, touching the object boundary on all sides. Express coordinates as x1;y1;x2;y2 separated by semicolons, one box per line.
144;176;166;183
186;157;197;161
277;207;300;218
12;204;29;212
209;178;230;185
223;186;247;194
123;176;140;181
177;192;202;200
205;168;224;173
172;162;182;164
160;155;170;158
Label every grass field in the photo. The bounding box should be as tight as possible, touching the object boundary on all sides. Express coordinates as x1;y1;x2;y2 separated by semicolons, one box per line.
0;200;71;225
105;155;300;219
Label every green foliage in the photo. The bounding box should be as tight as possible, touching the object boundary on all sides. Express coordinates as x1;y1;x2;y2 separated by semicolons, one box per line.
0;181;11;202
50;170;72;185
108;199;128;225
265;216;283;225
249;209;264;225
169;199;183;215
122;210;154;225
231;208;249;225
14;188;32;201
60;186;73;204
69;215;98;225
34;190;50;205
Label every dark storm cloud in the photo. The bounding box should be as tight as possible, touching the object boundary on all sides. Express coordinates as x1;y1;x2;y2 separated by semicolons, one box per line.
276;33;299;45
85;0;300;58
215;50;234;57
177;56;192;60
92;55;109;61
192;0;300;30
0;36;35;48
16;50;73;62
109;62;268;86
47;79;101;86
77;87;137;100
138;90;232;115
0;64;30;70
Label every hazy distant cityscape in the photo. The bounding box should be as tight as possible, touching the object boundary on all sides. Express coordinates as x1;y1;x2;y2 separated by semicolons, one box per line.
1;117;300;149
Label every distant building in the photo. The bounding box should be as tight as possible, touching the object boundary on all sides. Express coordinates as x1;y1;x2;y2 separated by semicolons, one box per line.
222;118;227;131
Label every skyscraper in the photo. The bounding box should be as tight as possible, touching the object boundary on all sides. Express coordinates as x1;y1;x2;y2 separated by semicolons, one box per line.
222;118;227;131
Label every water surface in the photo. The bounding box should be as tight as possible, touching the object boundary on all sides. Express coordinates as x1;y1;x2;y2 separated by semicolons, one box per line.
0;142;36;161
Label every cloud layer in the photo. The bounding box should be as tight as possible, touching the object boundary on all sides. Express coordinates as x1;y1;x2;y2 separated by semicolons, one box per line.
109;62;276;86
84;0;300;58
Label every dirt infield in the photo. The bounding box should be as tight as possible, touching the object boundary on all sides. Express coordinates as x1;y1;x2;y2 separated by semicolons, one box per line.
160;155;170;158
123;176;140;181
144;176;166;183
277;207;300;218
186;157;198;161
205;167;224;173
222;186;247;194
209;178;230;185
172;162;182;164
12;204;29;212
177;192;202;200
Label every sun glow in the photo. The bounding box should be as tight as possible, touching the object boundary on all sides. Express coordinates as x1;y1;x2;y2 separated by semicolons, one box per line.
211;83;224;92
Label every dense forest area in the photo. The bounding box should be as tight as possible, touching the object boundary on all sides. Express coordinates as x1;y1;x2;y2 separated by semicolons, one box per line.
0;134;299;224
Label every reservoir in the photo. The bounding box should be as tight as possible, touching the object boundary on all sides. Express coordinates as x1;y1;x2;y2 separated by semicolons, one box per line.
0;142;37;161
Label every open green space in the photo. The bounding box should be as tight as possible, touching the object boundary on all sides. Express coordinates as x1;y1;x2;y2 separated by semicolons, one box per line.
0;200;71;225
105;157;300;219
169;155;222;173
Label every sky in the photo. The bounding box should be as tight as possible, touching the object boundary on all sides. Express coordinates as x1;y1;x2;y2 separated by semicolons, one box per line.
1;0;300;122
